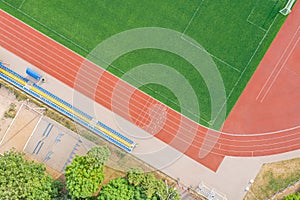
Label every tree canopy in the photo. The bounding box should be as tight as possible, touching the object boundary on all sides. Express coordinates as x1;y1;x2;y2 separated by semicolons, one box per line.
65;155;105;199
127;168;180;200
97;168;180;200
87;145;110;166
65;146;110;199
0;149;60;200
98;177;147;200
127;167;144;186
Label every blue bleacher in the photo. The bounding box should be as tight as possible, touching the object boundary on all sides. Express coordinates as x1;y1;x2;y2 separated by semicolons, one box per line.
0;63;29;83
0;66;134;152
32;83;93;120
97;121;134;144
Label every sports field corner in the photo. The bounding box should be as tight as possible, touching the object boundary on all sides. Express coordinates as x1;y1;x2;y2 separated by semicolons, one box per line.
222;0;300;134
0;0;300;199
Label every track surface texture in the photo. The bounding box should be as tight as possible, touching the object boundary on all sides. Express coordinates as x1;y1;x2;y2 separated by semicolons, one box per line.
0;2;299;172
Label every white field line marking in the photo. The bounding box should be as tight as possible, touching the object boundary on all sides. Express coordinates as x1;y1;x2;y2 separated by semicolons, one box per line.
217;143;299;157
1;9;211;124
0;104;24;146
247;19;267;32
18;0;26;10
180;36;241;72
219;125;300;137
1;1;90;53
256;26;300;102
1;0;16;9
216;142;300;156
245;0;279;32
180;0;241;73
247;6;266;32
220;132;300;148
223;131;300;145
216;142;300;157
259;33;300;102
246;7;255;22
210;14;279;125
181;0;204;36
251;142;300;153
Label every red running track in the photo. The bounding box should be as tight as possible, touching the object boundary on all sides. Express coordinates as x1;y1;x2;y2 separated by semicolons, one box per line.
0;3;299;172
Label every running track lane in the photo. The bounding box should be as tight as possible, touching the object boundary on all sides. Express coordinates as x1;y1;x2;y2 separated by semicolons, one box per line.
0;4;299;172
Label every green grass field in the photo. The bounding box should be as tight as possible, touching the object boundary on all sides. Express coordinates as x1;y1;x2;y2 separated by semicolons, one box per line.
0;0;288;128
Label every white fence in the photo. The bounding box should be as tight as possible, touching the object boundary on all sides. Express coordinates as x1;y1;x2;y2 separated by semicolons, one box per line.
195;182;227;200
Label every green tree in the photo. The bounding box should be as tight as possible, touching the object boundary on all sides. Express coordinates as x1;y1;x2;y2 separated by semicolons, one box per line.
127;167;144;186
98;177;146;200
87;145;110;165
155;180;180;200
283;193;300;200
0;149;61;200
65;155;105;199
126;169;180;200
141;175;180;200
141;173;159;198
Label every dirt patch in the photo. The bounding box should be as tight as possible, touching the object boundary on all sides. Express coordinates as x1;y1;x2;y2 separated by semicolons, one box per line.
4;103;17;118
103;166;126;185
244;157;300;200
0;87;20;142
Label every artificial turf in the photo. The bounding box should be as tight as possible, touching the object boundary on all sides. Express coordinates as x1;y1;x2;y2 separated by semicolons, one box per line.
0;0;288;128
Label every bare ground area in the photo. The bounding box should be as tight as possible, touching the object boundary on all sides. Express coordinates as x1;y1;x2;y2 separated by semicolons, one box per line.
244;157;300;200
0;86;20;144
